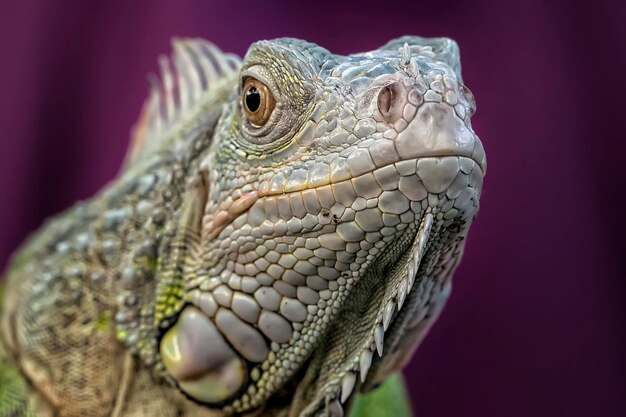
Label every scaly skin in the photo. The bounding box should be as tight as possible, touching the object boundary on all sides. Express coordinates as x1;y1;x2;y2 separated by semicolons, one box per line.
0;36;485;417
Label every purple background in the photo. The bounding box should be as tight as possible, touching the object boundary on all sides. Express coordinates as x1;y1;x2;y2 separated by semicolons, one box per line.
1;1;625;416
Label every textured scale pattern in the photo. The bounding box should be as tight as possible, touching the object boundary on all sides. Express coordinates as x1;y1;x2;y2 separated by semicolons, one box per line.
0;36;485;417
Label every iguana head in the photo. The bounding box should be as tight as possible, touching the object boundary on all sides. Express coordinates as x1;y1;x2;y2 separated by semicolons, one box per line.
156;36;485;415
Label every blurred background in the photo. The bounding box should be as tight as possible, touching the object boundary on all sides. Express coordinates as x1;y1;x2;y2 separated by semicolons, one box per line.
1;1;625;416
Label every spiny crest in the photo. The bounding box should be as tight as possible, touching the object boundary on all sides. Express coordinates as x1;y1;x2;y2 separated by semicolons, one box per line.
125;38;241;169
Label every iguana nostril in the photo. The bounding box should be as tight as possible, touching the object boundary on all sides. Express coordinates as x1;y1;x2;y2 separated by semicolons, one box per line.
377;82;402;123
378;85;393;114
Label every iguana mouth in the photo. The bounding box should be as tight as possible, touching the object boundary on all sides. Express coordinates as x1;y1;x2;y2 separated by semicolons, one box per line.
204;153;483;241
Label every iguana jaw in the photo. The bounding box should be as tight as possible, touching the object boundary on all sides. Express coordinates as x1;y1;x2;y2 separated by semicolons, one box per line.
158;155;481;412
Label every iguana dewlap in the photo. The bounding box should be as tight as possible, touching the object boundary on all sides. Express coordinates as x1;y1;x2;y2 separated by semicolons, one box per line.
0;36;485;417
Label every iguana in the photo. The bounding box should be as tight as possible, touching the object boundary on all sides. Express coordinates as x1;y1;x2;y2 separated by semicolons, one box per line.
0;36;485;417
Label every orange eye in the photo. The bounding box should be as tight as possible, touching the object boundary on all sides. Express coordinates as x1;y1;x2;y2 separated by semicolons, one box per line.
242;78;275;127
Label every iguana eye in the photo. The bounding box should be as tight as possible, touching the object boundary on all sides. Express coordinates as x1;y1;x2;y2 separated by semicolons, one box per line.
242;77;275;127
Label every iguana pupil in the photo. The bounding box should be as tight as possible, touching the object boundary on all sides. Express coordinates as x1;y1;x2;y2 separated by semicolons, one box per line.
242;77;275;127
245;86;261;112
